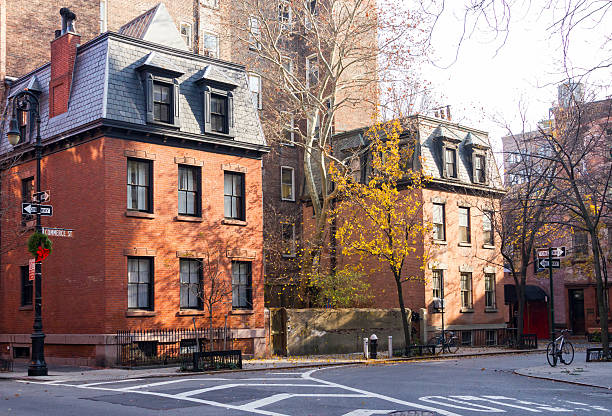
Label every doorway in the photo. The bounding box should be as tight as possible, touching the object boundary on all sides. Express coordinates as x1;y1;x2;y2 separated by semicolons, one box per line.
568;289;585;335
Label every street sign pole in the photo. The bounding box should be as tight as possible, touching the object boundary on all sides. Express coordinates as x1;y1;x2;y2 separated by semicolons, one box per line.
548;247;555;343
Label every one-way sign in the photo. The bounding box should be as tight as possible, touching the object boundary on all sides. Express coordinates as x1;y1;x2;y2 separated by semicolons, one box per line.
537;247;567;258
22;203;53;216
538;258;561;269
33;190;50;203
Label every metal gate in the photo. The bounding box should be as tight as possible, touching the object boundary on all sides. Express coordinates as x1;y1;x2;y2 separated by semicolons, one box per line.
270;308;288;356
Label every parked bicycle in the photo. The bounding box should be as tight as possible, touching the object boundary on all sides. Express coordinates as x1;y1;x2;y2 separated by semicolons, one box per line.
546;329;574;367
427;331;459;354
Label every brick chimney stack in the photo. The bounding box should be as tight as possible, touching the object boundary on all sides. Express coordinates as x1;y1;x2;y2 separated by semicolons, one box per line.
49;8;80;118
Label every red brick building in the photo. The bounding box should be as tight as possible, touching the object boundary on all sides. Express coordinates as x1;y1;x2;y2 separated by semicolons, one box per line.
0;9;268;365
320;115;508;345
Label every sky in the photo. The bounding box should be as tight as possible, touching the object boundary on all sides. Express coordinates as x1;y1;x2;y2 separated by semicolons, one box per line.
415;1;612;156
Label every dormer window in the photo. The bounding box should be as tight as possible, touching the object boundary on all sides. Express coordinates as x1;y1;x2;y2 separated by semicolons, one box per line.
137;52;184;129
197;66;238;137
474;154;486;183
153;83;172;123
444;147;457;178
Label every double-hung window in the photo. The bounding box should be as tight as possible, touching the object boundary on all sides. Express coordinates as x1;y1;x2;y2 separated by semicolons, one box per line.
281;166;295;201
278;0;292;30
21;177;34;226
153;83;172;123
224;172;245;220
282;113;295;145
485;273;496;309
180;259;202;309
458;207;471;244
248;16;261;50
200;74;236;136
128;257;153;310
127;159;152;212
306;54;318;88
178;165;200;216
210;94;228;133
445;147;457;178
432;269;442;299
474;154;486;183
20;266;32;307
573;231;589;256
460;272;472;310
432;203;445;240
232;261;252;309
483;210;494;246
202;32;219;58
180;22;192;49
248;73;262;109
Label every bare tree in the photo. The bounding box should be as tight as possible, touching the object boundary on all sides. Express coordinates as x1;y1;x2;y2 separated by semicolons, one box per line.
230;0;425;275
182;248;233;351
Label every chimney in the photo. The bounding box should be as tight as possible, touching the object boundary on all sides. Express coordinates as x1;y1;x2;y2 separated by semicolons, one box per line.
49;8;80;118
446;105;451;121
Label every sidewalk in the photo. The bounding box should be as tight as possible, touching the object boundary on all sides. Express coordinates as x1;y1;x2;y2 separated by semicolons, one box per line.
515;362;612;389
0;347;541;383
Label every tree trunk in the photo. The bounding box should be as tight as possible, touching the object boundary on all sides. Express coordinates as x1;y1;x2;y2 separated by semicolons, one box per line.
393;272;412;355
209;312;214;352
516;278;526;347
590;231;609;359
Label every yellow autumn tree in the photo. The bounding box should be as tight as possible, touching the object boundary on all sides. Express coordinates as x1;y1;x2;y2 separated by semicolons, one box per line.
331;119;429;352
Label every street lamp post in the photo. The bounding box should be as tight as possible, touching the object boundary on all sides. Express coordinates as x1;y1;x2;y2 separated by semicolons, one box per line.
7;90;48;376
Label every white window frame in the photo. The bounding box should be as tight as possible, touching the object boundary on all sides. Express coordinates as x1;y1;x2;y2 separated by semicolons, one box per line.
180;22;193;49
485;273;496;309
202;31;220;58
306;54;318;88
201;0;219;9
304;0;317;29
278;0;292;30
282;113;295;145
248;73;262;110
281;222;296;257
280;166;295;201
248;16;261;51
282;56;293;74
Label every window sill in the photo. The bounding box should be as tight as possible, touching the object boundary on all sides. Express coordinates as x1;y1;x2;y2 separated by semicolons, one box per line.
282;254;297;258
433;240;448;245
175;215;203;222
19;305;33;311
148;120;180;129
460;308;474;313
204;130;236;140
222;219;247;226
177;309;206;316
125;310;157;317
281;198;296;203
485;308;498;313
125;211;156;219
458;242;472;247
482;244;495;249
231;309;254;315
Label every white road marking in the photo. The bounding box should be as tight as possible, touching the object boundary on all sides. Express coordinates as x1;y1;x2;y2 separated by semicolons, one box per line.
241;393;293;410
419;396;505;412
304;369;463;416
564;401;610;412
456;396;541;412
489;398;573;413
119;378;204;390
342;410;397;416
78;378;145;387
176;383;335;397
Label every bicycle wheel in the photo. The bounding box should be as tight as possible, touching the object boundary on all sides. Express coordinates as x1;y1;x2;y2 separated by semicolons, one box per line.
446;337;459;354
546;342;557;367
561;341;574;365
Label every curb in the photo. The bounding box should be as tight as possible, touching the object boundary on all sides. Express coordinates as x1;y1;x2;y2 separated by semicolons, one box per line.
3;348;545;383
513;370;612;390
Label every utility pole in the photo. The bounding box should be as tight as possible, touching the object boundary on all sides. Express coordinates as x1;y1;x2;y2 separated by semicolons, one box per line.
548;247;555;342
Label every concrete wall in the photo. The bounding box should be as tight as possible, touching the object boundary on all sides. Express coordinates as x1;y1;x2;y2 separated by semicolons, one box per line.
285;308;409;356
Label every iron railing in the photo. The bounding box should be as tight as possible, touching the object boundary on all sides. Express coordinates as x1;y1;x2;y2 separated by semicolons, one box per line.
182;350;243;371
116;328;234;368
0;358;13;372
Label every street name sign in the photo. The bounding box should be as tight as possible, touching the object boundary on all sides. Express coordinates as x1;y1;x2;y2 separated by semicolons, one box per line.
538;258;561;269
42;227;73;238
537;247;566;258
21;203;53;216
32;190;50;203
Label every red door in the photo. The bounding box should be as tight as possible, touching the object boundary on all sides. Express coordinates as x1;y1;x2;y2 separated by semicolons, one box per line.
523;301;549;340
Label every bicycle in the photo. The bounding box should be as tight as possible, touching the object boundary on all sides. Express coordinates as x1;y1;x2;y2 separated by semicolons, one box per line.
546;329;574;367
427;331;459;354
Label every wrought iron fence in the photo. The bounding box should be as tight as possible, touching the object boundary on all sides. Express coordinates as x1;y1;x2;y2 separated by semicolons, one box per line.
0;358;13;372
181;350;243;371
116;328;234;368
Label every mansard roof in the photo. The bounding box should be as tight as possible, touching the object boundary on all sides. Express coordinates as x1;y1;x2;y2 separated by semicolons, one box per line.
1;32;267;156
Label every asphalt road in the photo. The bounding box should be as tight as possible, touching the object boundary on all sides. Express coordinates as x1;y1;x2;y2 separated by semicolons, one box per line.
1;354;610;415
